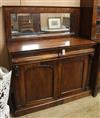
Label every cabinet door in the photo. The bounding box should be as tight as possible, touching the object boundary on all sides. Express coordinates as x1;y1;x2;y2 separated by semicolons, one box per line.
2;0;20;6
59;56;89;97
13;60;58;108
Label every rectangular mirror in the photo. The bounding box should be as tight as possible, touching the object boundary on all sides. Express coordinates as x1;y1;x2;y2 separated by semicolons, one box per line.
11;13;74;39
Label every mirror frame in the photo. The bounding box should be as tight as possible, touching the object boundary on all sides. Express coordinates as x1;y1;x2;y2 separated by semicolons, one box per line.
3;6;80;42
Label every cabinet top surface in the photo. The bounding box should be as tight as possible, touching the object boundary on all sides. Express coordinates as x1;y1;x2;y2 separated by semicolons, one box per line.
8;37;96;54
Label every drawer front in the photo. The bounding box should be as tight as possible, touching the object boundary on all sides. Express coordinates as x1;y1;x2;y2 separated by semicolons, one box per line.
12;50;59;65
12;48;94;65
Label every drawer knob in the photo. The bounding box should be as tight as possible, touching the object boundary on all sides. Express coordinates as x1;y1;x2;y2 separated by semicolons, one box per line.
62;49;66;55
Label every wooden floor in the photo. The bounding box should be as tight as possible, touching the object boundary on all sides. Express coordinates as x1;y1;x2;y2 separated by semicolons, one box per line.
11;93;100;118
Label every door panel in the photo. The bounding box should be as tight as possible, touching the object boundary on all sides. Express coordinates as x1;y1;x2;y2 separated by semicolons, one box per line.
61;59;83;91
60;56;89;96
13;60;58;108
20;61;58;105
24;63;54;102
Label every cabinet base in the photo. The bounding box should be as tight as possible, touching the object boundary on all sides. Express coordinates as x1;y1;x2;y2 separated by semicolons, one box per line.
13;90;91;117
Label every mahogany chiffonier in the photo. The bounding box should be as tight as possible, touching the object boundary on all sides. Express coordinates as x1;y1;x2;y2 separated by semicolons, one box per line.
3;6;96;116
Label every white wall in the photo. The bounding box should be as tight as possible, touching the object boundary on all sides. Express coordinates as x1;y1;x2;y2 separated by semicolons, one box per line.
21;0;80;7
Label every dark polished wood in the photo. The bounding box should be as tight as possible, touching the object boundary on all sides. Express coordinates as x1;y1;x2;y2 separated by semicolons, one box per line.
13;61;57;107
3;6;97;117
80;0;100;96
91;44;100;96
92;1;100;95
14;91;91;116
10;37;95;116
80;0;94;39
60;56;89;97
8;37;95;54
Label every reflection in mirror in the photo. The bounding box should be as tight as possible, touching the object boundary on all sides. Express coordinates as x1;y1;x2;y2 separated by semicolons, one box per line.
11;13;71;39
